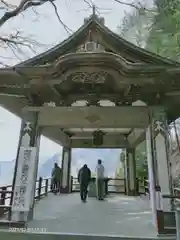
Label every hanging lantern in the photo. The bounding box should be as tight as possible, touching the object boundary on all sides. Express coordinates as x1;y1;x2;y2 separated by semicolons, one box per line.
92;130;105;146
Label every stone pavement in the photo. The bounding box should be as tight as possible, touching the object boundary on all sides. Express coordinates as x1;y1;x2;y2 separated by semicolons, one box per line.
28;193;157;237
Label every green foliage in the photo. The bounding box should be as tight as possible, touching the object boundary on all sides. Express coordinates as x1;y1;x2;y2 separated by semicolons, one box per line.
117;0;180;180
116;149;148;180
135;149;148;180
146;0;180;60
118;0;180;61
119;4;154;47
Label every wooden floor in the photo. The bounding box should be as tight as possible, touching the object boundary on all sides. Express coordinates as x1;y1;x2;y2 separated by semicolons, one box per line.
27;193;157;237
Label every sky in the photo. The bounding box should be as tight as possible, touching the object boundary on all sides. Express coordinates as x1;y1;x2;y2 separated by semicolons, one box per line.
0;0;130;163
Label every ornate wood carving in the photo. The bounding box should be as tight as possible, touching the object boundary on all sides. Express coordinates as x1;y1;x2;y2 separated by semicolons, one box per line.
71;71;107;83
77;40;105;52
152;108;169;136
153;120;166;134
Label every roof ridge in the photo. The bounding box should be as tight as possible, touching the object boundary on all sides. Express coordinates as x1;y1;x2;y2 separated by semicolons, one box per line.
15;14;180;67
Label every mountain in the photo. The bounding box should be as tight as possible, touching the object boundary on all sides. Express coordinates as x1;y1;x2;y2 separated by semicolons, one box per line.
38;149;121;178
0;149;121;186
38;152;62;178
0;160;15;186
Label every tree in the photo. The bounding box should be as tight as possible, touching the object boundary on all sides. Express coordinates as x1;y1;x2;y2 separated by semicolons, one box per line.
146;0;180;61
118;0;155;48
118;0;180;61
169;120;180;185
116;149;148;180
118;0;180;184
135;149;148;180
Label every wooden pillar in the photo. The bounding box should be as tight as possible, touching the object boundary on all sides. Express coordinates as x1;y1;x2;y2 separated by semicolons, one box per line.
146;125;157;229
152;108;172;212
10;110;41;222
125;148;136;196
60;147;72;193
146;107;173;234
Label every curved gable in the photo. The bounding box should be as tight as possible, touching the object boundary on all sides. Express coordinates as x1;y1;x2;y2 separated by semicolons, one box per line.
16;14;180;67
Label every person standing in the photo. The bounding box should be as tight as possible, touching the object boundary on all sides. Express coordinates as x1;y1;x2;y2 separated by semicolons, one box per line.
51;163;62;194
95;159;105;200
78;164;91;202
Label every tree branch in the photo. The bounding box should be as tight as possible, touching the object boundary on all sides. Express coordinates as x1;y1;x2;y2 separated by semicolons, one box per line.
0;0;73;34
0;0;16;9
0;0;55;28
49;0;72;34
0;30;47;62
113;0;154;12
0;0;73;63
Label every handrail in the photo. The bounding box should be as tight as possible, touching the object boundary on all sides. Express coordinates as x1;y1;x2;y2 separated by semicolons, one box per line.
0;177;52;218
162;188;180;211
0;176;149;219
71;177;148;195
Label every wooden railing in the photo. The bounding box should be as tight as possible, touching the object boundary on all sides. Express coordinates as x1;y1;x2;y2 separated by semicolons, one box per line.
163;187;180;210
71;177;126;194
174;187;180;199
0;176;149;219
71;177;148;195
0;177;51;218
159;187;180;234
138;178;149;195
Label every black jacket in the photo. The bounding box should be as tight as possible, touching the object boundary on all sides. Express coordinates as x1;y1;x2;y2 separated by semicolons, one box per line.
78;167;91;184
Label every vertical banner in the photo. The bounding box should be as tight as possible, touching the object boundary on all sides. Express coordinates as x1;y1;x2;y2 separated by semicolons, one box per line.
11;147;36;212
11;113;40;221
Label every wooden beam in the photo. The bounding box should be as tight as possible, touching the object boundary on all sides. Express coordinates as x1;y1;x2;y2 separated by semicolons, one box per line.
165;91;180;96
70;131;129;139
23;106;152;128
127;129;146;147
71;135;129;148
42;127;71;146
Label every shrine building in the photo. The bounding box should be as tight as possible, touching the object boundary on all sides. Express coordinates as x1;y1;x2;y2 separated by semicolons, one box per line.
0;10;180;234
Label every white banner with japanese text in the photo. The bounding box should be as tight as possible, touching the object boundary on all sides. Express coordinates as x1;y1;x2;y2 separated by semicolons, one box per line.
11;146;37;212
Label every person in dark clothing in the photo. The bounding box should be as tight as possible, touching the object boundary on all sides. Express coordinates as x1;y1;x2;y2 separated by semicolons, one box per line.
78;164;91;202
51;163;62;194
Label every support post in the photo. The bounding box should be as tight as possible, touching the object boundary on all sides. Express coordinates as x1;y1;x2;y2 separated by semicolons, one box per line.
45;179;48;196
146;125;158;230
146;107;173;234
60;147;72;193
124;148;136;196
152;108;172;212
10;110;41;222
37;177;42;200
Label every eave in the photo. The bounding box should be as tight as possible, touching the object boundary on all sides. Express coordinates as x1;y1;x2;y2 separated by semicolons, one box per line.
1;52;180;102
3;52;180;84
